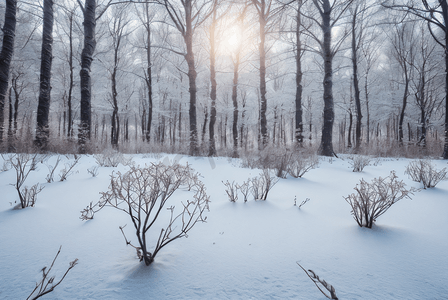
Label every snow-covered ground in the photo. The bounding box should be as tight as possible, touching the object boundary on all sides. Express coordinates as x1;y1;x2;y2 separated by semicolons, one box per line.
0;153;447;299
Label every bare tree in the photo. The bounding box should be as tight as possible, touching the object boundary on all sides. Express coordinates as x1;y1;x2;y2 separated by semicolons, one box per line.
0;0;18;144
159;0;216;155
295;0;305;146
388;21;416;146
410;24;441;147
250;0;284;148
382;0;448;159
98;163;210;266
304;0;354;156
35;0;55;149
208;8;219;156
76;0;112;152
106;4;132;148
349;2;367;152
135;2;154;143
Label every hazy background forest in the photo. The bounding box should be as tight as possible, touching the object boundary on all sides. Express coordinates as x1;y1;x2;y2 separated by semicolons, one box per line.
0;0;447;158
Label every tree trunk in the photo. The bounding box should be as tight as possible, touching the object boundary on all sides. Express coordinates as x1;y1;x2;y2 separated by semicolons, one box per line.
347;109;353;148
365;72;370;144
0;0;17;143
208;11;217;156
67;11;74;138
318;0;335;156
398;71;409;145
232;52;240;158
35;0;54;149
79;0;97;152
351;6;362;152
144;3;153;143
184;0;198;155
295;0;304;145
443;0;448;159
111;68;119;147
7;87;14;151
258;1;268;147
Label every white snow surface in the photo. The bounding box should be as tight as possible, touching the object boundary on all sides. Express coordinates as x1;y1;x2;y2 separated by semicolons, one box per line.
0;154;447;299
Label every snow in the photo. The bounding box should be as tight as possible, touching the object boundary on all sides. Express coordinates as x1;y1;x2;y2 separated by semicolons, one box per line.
0;154;447;299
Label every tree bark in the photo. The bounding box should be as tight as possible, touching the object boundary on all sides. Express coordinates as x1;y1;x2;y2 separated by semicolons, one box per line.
258;0;268;148
35;0;54;149
443;0;448;158
318;0;335;156
79;0;97;152
232;53;239;158
295;0;304;145
208;11;217;156
184;0;199;155
0;0;17;143
351;6;362;152
67;10;75;138
144;3;153;143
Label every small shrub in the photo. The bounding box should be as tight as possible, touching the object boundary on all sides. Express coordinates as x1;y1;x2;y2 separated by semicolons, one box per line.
59;155;80;181
223;180;238;202
348;155;371;172
95;162;209;266
27;246;78;300
288;154;318;178
238;180;251;202
80;201;103;220
297;197;310;209
250;169;278;201
21;183;45;208
1;154;12;172
297;262;338;300
45;156;62;183
87;166;99;177
272;151;292;179
94;149;133;167
344;171;413;228
405;159;448;188
8;153;43;208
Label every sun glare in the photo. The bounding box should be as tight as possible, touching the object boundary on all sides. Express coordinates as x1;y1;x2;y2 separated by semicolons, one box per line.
220;26;242;54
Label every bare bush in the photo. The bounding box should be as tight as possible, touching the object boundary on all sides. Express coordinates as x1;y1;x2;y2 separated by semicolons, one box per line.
1;154;12;172
87;166;99;177
27;246;78;300
183;163;202;191
21;184;45;207
45;156;61;183
272;151;292;179
94;149;133;167
344;171;413;228
250;169;279;201
298;197;310;209
97;162;209;266
288;154;319;178
405;159;448;189
58;155;81;181
297;262;338;300
348;155;371;172
79;201;104;220
238;180;251;202
8;153;44;208
223;180;238;202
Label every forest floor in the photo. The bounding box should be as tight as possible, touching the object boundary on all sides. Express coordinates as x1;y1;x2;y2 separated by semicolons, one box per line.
0;153;447;299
